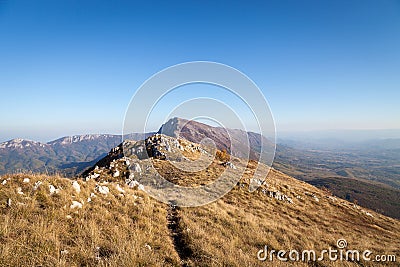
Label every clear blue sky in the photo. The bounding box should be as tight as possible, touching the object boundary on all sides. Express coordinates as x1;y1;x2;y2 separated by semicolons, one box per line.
0;0;399;142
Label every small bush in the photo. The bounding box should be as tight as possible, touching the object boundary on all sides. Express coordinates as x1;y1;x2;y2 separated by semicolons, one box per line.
216;149;230;162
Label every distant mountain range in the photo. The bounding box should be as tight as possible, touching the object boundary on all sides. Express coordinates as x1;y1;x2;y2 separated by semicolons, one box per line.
0;133;152;176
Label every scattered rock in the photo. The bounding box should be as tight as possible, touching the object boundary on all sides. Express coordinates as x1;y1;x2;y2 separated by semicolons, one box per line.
222;161;236;169
366;212;374;217
33;181;42;190
261;189;293;204
115;184;125;193
144;243;152;251
7;198;12;207
131;162;142;173
70;201;83;209
72;181;81;193
96;185;110;195
305;191;319;202
252;179;264;187
113;170;120;178
49;185;56;194
17;187;24;195
49;184;60;195
126;178;140;188
86;173;100;180
87;193;95;202
23;178;30;183
165;144;171;152
1;179;7;185
326;196;337;201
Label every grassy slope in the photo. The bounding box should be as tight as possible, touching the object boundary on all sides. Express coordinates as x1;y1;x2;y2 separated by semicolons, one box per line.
0;167;399;266
180;168;400;266
0;174;179;266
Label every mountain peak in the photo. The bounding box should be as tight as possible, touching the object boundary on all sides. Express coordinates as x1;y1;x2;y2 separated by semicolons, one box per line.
157;117;188;137
48;134;119;145
157;117;268;161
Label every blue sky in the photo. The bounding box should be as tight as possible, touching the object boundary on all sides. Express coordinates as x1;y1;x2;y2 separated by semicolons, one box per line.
0;0;399;142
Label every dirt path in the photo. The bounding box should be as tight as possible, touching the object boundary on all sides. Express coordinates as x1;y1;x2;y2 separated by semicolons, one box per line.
167;202;193;266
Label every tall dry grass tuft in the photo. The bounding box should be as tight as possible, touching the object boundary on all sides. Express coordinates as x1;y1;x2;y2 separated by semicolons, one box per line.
215;149;230;162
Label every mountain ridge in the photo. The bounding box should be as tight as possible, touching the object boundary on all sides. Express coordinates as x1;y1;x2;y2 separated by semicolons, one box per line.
0;138;49;149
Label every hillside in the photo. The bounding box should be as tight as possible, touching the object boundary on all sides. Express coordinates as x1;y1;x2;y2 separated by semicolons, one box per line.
0;134;399;266
83;133;399;266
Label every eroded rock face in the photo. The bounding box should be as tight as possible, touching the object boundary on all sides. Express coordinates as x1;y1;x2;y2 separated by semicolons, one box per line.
145;134;184;160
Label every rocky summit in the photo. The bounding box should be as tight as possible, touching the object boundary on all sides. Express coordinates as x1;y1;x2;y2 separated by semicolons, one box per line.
82;134;221;192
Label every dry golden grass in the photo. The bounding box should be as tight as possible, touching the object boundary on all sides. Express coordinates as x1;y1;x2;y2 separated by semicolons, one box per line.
152;158;229;187
215;150;230;162
0;174;179;266
1;155;399;266
178;166;400;266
